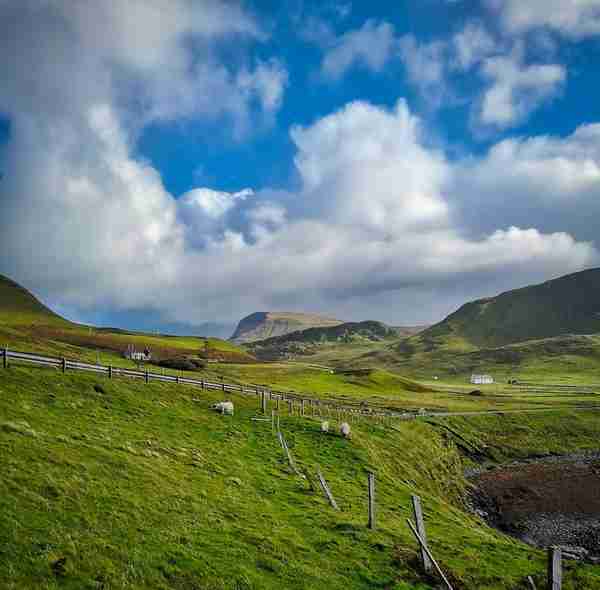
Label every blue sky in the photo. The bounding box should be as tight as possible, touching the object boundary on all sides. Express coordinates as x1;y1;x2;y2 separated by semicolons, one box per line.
137;0;600;200
1;1;600;335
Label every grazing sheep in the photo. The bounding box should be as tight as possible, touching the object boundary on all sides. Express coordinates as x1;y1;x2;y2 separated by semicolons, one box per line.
340;422;351;439
320;421;330;433
211;401;234;416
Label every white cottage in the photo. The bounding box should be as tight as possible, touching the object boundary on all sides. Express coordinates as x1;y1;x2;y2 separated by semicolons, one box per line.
471;374;494;385
123;344;151;361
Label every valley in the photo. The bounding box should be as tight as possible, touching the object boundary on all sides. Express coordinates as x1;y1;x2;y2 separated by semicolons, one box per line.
3;269;600;588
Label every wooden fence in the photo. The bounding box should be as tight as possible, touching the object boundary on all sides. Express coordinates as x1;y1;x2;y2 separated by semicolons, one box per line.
1;346;571;587
0;347;407;423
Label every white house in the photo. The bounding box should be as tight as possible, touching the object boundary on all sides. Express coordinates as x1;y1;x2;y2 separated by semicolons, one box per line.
471;374;494;385
123;344;151;361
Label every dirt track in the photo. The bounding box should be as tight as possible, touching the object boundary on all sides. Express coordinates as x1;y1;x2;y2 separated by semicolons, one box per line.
470;454;600;559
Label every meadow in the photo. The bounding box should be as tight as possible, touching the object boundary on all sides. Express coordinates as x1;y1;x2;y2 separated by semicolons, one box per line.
3;364;600;589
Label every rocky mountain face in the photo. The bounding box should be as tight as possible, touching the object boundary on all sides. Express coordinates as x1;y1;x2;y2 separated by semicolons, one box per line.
230;312;344;343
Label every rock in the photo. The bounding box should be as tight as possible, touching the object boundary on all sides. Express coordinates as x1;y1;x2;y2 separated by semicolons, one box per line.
226;476;242;486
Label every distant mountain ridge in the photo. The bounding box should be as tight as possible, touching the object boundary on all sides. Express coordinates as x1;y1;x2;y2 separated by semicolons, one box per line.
413;267;600;352
230;312;344;343
247;320;426;360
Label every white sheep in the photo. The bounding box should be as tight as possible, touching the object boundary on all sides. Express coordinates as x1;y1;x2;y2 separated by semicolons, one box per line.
211;401;234;416
320;421;329;433
340;422;351;439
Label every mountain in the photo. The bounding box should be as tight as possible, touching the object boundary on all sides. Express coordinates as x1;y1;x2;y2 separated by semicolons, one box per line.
248;320;425;359
230;311;343;343
410;267;600;352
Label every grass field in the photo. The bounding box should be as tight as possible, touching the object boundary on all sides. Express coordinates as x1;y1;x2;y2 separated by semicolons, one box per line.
3;365;600;589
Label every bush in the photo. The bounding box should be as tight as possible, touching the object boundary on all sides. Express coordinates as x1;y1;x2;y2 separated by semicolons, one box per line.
154;357;205;371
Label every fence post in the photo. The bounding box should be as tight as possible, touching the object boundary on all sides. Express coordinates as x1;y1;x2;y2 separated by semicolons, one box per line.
176;375;179;385
145;370;149;384
108;365;113;379
547;547;562;590
2;347;7;369
411;494;432;572
200;379;204;389
301;400;305;416
276;396;280;411
368;472;376;530
288;400;293;415
406;519;454;590
271;409;275;433
62;357;67;373
317;469;339;510
261;391;267;414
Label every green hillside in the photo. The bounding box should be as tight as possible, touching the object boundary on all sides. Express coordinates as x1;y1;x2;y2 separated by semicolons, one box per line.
416;268;600;351
0;274;72;327
3;364;600;589
248;321;414;360
0;274;253;363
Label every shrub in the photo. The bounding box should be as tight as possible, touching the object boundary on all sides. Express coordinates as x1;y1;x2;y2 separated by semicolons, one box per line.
154;357;205;371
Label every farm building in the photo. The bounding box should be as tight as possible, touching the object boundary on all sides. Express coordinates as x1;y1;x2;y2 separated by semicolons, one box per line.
123;344;151;361
471;374;494;385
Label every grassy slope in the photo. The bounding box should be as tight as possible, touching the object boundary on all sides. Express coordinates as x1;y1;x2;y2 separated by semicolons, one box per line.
367;334;600;384
415;267;600;351
2;365;600;589
0;274;252;362
0;275;72;327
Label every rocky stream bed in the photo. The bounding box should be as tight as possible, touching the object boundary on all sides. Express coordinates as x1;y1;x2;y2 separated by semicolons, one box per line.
468;452;600;563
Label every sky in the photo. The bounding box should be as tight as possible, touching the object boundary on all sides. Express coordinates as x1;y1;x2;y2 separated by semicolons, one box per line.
1;0;600;335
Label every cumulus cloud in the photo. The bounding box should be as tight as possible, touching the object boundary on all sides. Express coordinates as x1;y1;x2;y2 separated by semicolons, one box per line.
0;0;285;310
489;0;600;39
0;3;597;327
169;101;595;323
452;123;600;242
476;47;566;129
320;20;396;79
177;188;254;247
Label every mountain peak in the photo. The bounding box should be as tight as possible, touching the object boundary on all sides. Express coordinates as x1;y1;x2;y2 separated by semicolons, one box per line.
230;311;343;343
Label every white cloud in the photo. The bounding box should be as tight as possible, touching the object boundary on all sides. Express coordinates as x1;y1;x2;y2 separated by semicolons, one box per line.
452;23;497;70
321;20;396;80
490;0;600;39
0;3;596;326
477;48;566;129
452;123;600;242
166;100;595;323
398;35;449;104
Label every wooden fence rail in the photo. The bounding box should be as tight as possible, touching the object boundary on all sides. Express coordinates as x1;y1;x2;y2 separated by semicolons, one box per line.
0;347;405;423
